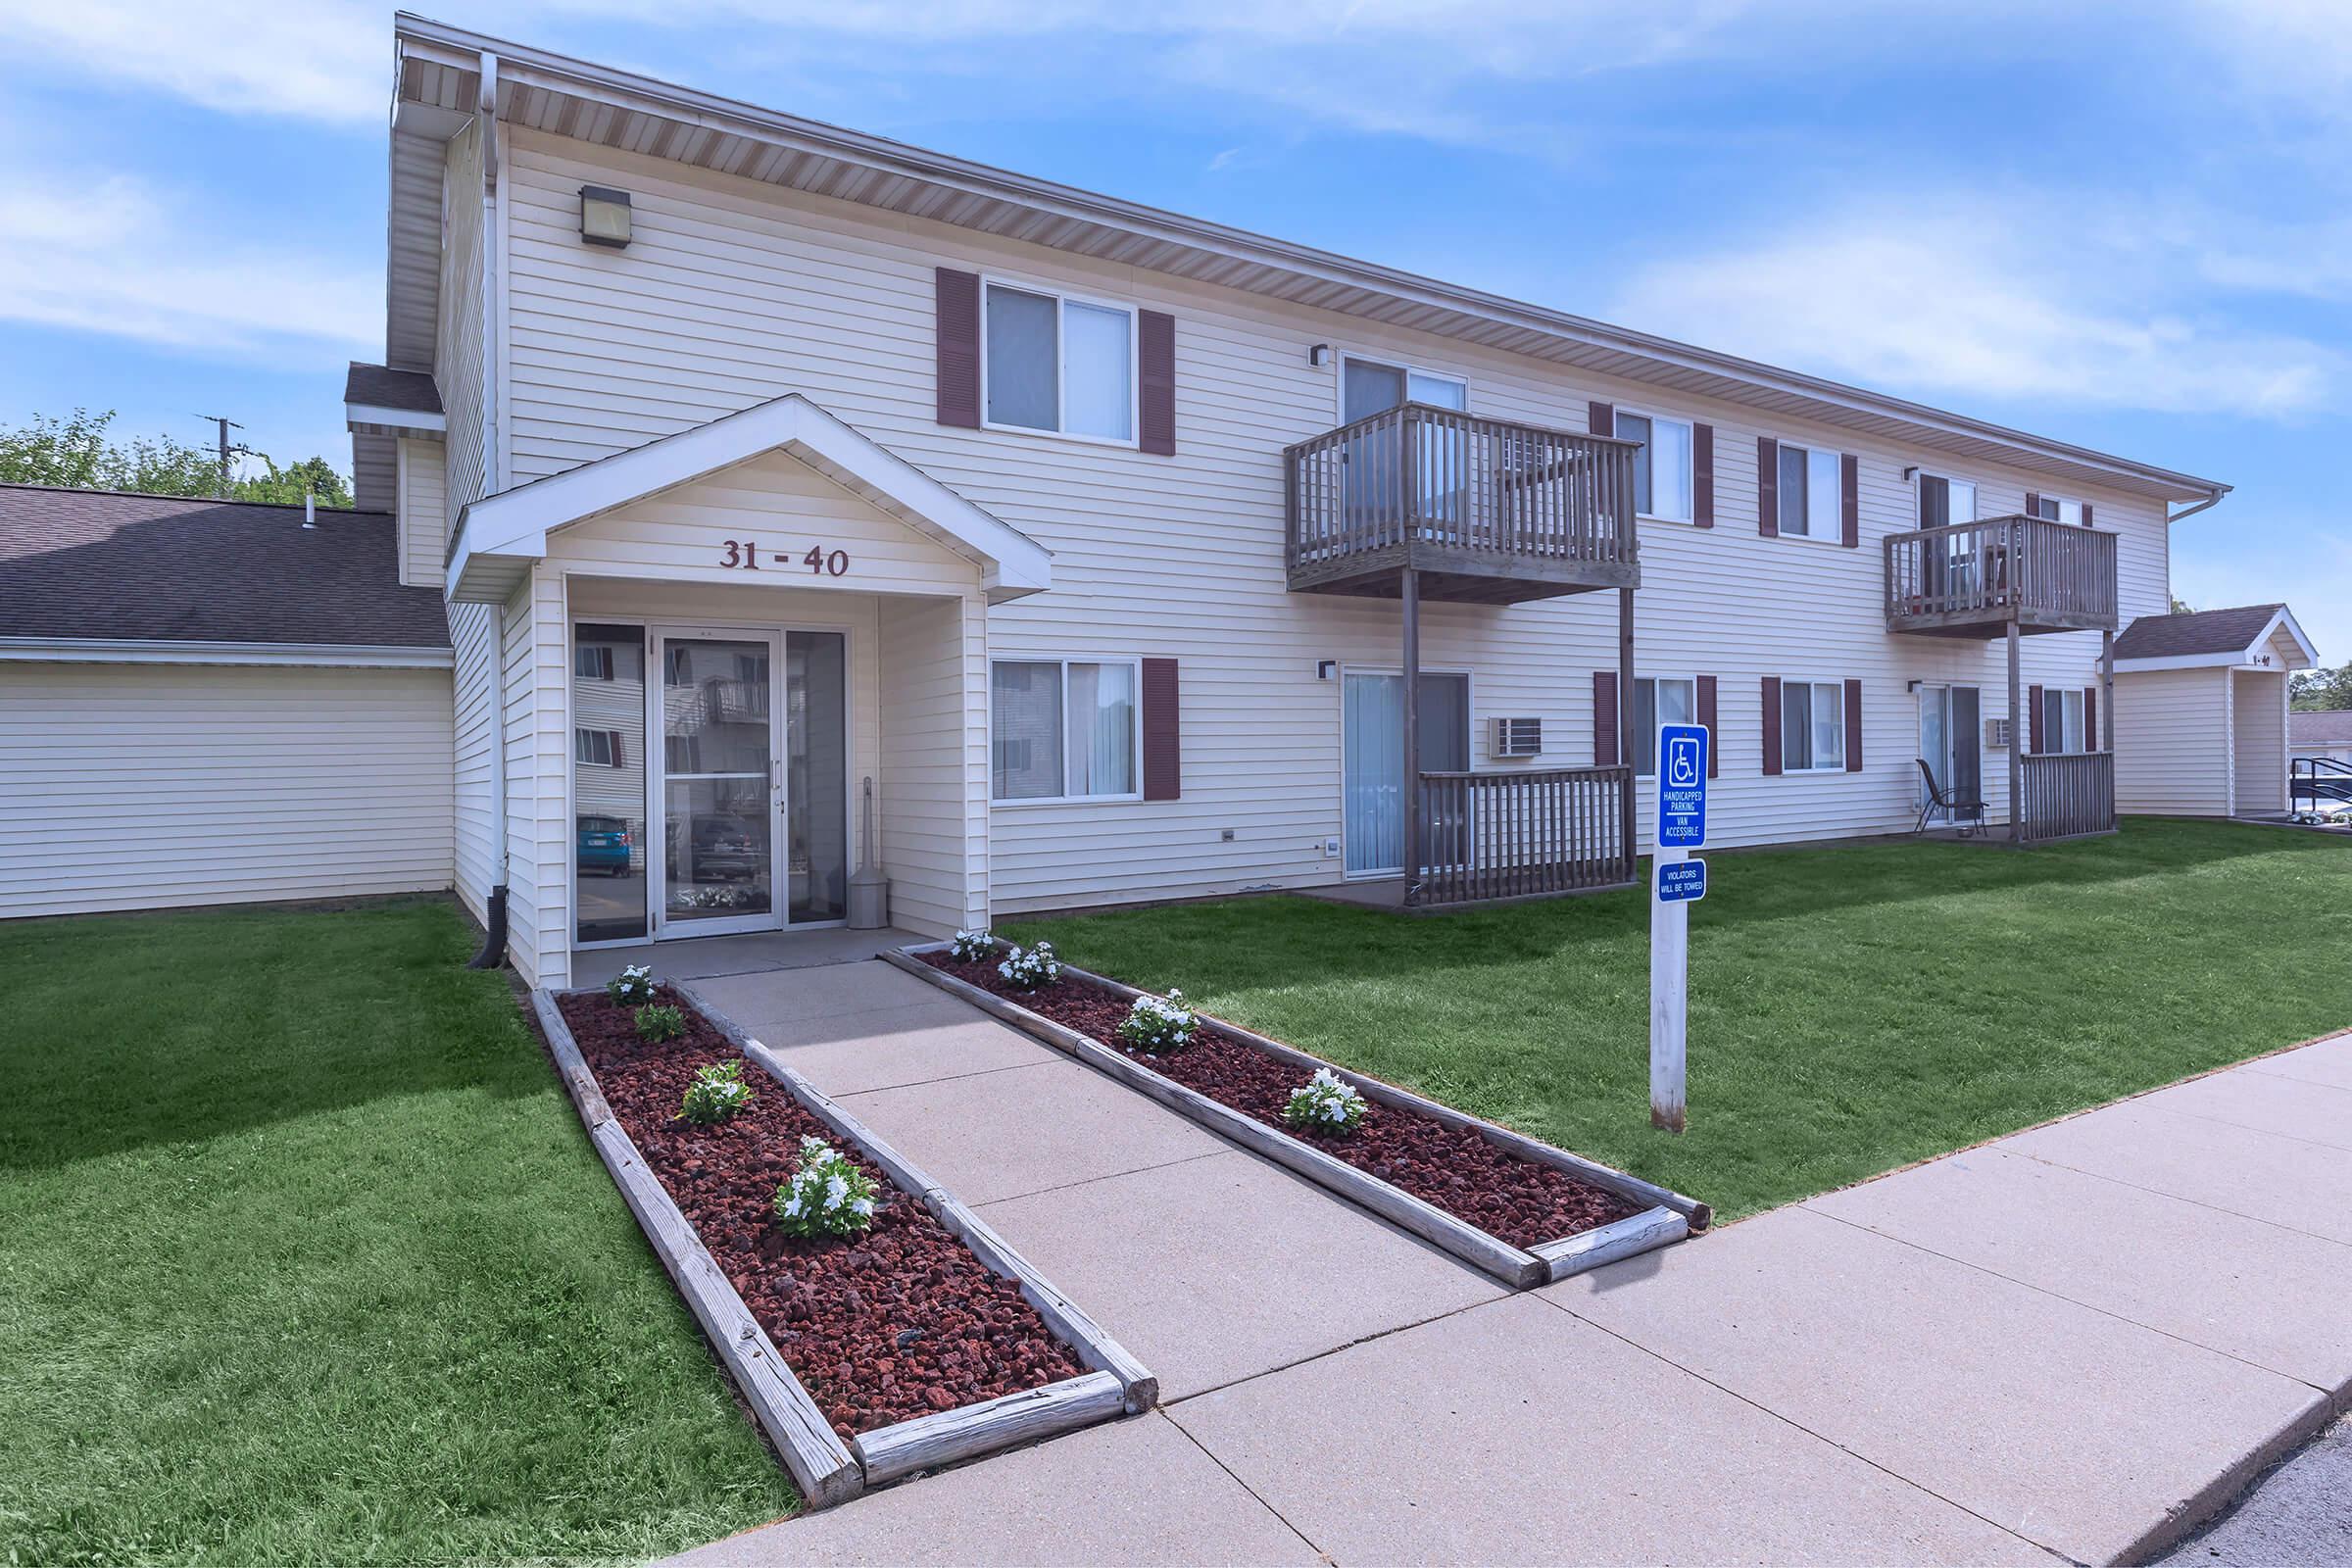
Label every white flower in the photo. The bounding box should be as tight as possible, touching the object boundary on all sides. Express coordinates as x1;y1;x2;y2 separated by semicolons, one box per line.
782;1196;803;1217
825;1173;850;1208
852;1197;874;1216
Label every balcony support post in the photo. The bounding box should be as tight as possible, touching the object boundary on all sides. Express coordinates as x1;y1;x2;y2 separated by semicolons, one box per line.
1618;586;1637;872
2100;628;2115;753
1401;565;1423;907
2008;619;2024;845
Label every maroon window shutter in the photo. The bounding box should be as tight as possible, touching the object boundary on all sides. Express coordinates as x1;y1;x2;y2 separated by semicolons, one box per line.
2082;502;2094;527
1138;310;1176;456
2025;490;2041;518
2028;685;2045;755
1696;674;1718;776
1692;422;1715;528
611;730;625;768
1142;658;1181;800
1592;671;1619;766
1757;436;1779;537
1761;676;1783;775
2083;685;2098;753
935;268;981;428
1843;678;1863;771
1840;453;1860;548
1589;400;1615;440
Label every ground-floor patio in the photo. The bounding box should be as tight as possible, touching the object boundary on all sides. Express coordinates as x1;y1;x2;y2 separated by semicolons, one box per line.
668;953;2352;1565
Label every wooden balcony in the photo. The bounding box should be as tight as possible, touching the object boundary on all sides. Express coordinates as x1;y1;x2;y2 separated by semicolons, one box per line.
1414;765;1636;906
2016;753;2116;842
1286;404;1642;605
1886;515;2119;638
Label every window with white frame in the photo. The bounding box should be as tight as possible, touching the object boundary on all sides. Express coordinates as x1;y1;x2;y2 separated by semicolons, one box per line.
983;281;1135;441
1917;472;1977;528
2040;687;2087;754
1777;443;1842;539
1779;680;1845;771
574;727;623;767
1614;410;1693;522
991;659;1141;801
1633;677;1696;777
2029;494;2085;526
1341;355;1467;420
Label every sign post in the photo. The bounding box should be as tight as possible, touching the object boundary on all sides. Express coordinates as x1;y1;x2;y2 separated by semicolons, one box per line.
1650;723;1708;1134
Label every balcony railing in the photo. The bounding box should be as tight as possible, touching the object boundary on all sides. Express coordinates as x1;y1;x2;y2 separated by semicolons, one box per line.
1286;404;1642;603
1414;765;1635;906
2016;752;2116;842
1886;515;2118;636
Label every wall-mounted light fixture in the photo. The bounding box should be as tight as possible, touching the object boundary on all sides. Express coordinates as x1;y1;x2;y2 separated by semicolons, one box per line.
579;185;633;248
1308;343;1332;368
1316;660;1338;680
1901;466;1920;481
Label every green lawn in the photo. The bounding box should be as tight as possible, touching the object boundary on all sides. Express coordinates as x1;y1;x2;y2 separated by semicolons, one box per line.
1005;819;2352;1222
0;899;795;1566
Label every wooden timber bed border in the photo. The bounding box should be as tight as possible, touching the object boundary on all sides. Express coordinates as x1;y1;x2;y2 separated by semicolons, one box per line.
885;944;1709;1290
532;985;1155;1508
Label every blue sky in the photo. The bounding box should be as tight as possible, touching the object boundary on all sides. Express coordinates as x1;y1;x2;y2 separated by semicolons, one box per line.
1;1;2345;657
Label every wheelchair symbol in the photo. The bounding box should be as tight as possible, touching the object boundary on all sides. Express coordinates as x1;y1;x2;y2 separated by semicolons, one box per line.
1667;738;1700;788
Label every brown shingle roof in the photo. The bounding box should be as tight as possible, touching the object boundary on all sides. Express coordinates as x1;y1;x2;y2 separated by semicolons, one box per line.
344;362;443;415
2112;605;2285;662
0;485;449;648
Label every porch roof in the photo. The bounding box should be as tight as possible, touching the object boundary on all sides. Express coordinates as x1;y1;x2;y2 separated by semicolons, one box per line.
2112;604;2318;673
447;393;1053;604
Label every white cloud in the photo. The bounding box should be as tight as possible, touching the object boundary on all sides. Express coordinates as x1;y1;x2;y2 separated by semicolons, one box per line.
0;0;382;123
0;172;377;361
1612;198;2341;419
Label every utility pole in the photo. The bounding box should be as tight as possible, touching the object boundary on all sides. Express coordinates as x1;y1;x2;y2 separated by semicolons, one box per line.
200;415;246;500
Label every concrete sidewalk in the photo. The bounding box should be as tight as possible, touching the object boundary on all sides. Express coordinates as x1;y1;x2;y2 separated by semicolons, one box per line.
667;962;2352;1566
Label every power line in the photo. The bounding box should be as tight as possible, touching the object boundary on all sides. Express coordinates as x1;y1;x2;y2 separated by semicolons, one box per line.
197;415;251;500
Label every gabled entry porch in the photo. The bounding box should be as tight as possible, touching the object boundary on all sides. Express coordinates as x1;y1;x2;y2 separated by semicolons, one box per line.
448;393;1050;990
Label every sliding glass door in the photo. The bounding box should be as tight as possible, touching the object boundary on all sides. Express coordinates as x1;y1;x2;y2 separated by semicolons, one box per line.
1342;670;1469;876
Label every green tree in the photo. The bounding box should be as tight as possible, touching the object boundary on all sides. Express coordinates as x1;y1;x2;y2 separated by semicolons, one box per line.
2290;664;2352;711
0;408;351;506
2170;596;2195;615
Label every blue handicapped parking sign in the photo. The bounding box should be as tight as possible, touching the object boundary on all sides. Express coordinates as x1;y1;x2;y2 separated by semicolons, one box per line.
1655;723;1709;848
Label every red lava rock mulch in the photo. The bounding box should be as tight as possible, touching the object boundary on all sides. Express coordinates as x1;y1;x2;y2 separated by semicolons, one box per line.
923;954;1640;1250
556;988;1086;1440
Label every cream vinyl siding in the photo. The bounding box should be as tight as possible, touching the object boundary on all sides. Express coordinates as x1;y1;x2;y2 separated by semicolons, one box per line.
492;129;2173;915
878;590;989;936
397;438;448;588
2230;669;2286;815
0;662;453;918
2115;667;2230;816
450;598;499;921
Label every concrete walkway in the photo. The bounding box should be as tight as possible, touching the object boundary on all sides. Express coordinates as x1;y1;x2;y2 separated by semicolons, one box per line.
663;959;2352;1567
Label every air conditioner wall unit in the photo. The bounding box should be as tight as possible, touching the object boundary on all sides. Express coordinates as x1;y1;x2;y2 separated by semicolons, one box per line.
1984;717;2012;751
1492;716;1543;759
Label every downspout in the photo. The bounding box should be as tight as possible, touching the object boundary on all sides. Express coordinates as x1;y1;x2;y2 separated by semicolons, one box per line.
2166;487;2226;526
467;48;513;971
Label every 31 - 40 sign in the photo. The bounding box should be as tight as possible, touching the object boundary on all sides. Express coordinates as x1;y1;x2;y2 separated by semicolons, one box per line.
716;540;852;576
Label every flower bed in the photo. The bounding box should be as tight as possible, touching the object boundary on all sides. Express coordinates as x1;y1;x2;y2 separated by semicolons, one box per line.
554;986;1089;1439
919;955;1637;1249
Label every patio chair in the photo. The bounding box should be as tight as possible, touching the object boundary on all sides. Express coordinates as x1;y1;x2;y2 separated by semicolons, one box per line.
1915;758;1987;837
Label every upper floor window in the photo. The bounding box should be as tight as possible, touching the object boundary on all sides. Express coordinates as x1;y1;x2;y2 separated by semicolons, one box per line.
1917;473;1977;528
2029;494;2085;526
574;728;623;767
574;644;614;681
1342;356;1467;421
984;281;1134;442
1777;443;1842;539
1616;410;1693;523
1634;677;1696;777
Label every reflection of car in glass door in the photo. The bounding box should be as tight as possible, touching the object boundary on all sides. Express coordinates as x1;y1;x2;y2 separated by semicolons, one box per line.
576;814;632;875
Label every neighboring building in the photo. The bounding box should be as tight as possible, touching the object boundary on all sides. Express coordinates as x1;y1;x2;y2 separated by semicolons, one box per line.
2110;605;2318;818
2290;710;2352;768
0;20;2321;977
0;487;453;917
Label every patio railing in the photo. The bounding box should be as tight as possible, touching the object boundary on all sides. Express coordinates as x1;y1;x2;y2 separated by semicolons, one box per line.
1414;765;1635;906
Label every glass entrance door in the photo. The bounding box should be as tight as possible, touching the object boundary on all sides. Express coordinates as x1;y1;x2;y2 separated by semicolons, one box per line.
784;630;849;925
655;630;780;936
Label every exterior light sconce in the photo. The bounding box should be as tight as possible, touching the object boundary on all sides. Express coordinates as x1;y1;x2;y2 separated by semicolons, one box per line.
1901;466;1920;481
1316;660;1338;680
580;185;633;248
1309;343;1332;368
